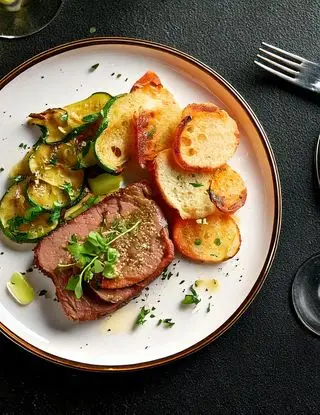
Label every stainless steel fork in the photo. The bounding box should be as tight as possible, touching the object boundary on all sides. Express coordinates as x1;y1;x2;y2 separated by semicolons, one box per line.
254;42;320;93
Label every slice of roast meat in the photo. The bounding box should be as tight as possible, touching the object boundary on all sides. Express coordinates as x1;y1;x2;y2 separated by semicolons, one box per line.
34;181;174;322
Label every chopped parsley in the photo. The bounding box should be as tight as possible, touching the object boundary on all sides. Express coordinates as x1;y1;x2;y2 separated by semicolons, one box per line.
48;203;62;224
60;113;68;122
158;318;175;328
90;63;100;72
214;238;221;246
194;238;202;246
135;306;150;325
182;285;201;305
147;127;156;138
0;167;4;173
62;182;74;198
116;73;121;78
49;154;58;165
189;182;203;188
13;175;25;183
19;143;28;150
89;26;96;33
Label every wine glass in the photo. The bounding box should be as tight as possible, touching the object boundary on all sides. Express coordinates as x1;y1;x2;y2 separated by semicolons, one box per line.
292;134;320;335
0;0;63;39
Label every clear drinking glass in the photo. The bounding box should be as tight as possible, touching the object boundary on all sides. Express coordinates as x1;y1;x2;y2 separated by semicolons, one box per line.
292;135;320;335
0;0;63;39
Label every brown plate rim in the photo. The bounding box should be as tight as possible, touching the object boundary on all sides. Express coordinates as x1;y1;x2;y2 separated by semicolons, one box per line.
0;37;282;372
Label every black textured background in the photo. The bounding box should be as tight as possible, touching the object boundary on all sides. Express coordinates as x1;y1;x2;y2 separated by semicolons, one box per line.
1;1;320;414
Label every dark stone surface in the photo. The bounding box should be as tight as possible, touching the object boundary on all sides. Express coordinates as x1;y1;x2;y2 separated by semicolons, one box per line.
1;0;320;414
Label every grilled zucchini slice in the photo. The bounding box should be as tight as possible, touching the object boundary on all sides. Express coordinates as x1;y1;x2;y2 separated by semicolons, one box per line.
28;92;112;144
27;180;70;210
38;165;84;202
0;180;29;231
0;179;59;242
94;94;132;174
11;213;59;243
29;142;78;172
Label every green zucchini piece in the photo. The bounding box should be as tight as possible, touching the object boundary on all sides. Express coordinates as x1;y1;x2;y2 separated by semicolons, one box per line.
29;92;112;144
0;179;60;243
29;142;80;172
11;212;59;242
94;94;132;174
27;179;70;210
64;193;104;221
38;165;84;202
55;142;78;168
78;141;97;168
88;173;122;195
29;144;52;173
0;180;29;231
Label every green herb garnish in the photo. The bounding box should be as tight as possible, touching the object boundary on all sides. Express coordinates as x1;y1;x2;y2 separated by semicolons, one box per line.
48;203;62;224
0;167;4;173
214;238;221;246
182;285;201;305
60;113;68;122
189;182;203;188
24;205;43;221
207;303;211;313
194;238;202;246
62;182;74;198
82;113;100;124
147;127;156;138
13;175;24;183
49;154;58;165
116;73;121;78
135;306;150;325
89;26;96;33
90;63;100;72
162;318;175;328
64;220;141;299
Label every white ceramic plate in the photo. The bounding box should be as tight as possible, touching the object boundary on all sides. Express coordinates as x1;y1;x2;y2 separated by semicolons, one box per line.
0;38;281;371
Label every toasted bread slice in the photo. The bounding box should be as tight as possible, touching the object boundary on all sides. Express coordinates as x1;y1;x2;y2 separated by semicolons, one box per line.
132;72;181;168
173;103;240;172
173;212;241;263
95;71;180;173
208;164;247;214
153;149;215;219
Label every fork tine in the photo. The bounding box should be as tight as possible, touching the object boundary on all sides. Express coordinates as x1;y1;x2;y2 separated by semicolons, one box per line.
254;60;299;84
259;48;302;69
256;54;298;75
262;42;306;63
